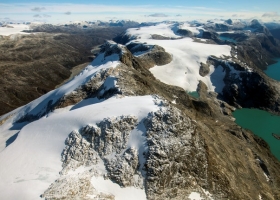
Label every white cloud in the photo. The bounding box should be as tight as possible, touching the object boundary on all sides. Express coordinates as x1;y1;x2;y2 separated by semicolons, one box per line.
262;12;279;18
0;3;278;23
33;14;41;18
43;14;51;18
31;7;46;12
148;13;168;17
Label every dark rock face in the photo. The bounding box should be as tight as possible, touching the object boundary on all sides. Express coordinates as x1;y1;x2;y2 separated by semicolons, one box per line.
270;28;280;40
199;62;210;77
207;56;280;114
237;34;280;70
201;31;218;40
215;23;229;31
250;19;262;29
176;29;193;37
225;19;233;25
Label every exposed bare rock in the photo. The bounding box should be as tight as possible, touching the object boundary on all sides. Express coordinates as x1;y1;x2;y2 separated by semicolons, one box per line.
61;116;138;172
199;62;210;77
91;116;138;157
42;172;115;200
55;67;119;109
44;116;139;199
151;34;173;40
144;105;208;200
176;29;193;37
61;130;100;175
126;42;151;54
105;147;141;187
42;173;97;200
136;45;172;69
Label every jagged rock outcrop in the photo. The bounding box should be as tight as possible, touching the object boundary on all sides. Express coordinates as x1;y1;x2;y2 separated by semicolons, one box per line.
55;68;120;109
43;116;140;199
144;105;208;200
105;147;140;187
61;116;138;172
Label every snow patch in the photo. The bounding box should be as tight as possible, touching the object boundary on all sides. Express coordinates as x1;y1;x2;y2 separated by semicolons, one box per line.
188;192;204;200
126;23;181;40
91;176;146;200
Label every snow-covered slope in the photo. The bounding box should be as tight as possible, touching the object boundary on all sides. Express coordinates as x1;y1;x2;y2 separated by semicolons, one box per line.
0;95;158;200
0;36;214;200
0;24;30;36
126;23;231;92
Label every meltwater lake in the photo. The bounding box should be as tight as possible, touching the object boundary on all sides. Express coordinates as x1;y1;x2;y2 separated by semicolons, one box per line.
233;109;280;160
265;58;280;81
233;59;280;161
188;91;199;98
218;35;237;43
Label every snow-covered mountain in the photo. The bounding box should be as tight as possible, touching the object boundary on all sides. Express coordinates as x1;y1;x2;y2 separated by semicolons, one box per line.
1;22;280;200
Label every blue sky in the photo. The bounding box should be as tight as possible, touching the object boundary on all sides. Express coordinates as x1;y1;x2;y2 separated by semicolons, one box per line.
0;0;279;23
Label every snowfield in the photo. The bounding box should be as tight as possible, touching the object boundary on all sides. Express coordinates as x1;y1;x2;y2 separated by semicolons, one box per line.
0;24;30;36
126;23;231;92
0;95;160;200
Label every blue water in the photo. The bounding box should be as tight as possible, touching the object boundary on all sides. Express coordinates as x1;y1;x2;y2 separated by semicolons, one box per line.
233;109;280;161
188;91;199;98
219;36;237;43
265;58;280;81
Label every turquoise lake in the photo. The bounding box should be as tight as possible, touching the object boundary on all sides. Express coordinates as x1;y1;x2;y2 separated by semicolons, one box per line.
188;91;199;98
233;109;280;160
219;36;237;43
265;58;280;81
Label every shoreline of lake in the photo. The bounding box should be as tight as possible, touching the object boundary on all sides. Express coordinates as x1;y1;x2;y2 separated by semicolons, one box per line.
233;108;280;161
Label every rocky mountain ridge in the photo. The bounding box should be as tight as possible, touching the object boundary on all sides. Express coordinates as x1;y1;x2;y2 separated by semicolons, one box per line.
0;25;134;116
1;32;280;199
1;21;280;200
